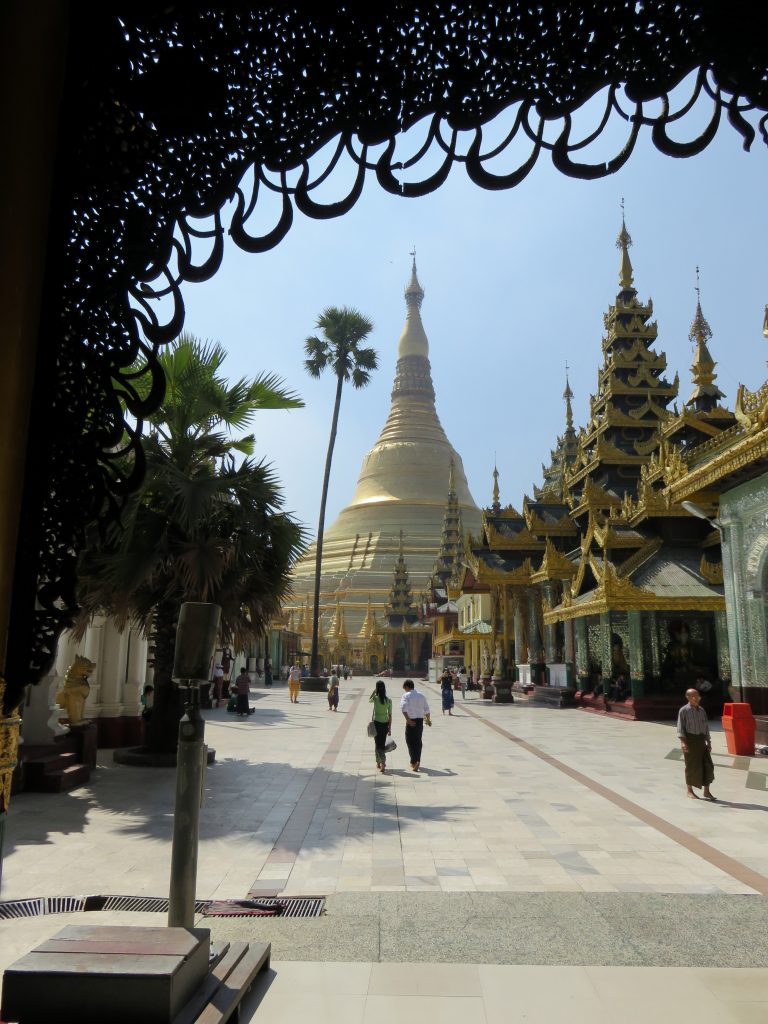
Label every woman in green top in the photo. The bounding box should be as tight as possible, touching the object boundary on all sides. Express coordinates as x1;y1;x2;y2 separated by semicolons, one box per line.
369;680;393;773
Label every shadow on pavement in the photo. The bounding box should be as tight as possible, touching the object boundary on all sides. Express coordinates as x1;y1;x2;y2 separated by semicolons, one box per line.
5;757;471;851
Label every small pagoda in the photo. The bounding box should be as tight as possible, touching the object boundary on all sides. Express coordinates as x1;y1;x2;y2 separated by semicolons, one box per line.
383;531;431;672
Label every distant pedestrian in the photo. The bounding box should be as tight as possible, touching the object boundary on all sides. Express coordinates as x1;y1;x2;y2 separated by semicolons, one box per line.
342;665;349;680
440;668;454;716
288;663;301;703
467;665;475;690
458;666;468;699
677;688;716;800
141;684;154;721
212;662;225;704
264;657;273;687
328;672;339;711
400;679;431;772
369;680;393;773
235;667;252;717
221;648;233;681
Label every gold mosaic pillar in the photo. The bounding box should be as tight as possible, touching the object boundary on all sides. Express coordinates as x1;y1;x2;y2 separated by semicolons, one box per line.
628;611;645;697
0;680;22;883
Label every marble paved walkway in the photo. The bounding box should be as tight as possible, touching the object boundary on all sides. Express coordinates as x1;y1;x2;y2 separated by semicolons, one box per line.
2;679;768;1021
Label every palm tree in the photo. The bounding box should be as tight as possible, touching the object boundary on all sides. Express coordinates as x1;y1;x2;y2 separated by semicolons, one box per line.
76;334;306;754
304;307;377;676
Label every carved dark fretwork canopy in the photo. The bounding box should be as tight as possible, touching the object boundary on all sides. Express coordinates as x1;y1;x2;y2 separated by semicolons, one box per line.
6;2;767;709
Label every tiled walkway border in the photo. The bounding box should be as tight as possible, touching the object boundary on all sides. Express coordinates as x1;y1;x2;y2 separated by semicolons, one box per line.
250;689;365;895
464;705;768;896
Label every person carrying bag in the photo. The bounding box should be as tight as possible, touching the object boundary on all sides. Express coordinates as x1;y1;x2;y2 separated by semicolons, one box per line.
369;679;393;773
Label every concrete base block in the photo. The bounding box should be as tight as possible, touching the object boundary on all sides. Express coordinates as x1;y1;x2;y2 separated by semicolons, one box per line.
1;925;210;1024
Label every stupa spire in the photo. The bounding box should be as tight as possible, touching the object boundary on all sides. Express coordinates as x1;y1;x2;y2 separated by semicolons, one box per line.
685;270;724;411
491;464;501;514
343;260;477;511
399;251;428;358
616;201;634;290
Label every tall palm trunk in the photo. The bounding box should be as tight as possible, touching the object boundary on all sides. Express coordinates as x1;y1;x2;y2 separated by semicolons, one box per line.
311;371;344;676
145;600;184;753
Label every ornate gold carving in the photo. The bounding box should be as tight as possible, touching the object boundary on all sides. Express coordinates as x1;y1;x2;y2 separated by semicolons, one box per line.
633;430;661;456
735;381;768;433
594;436;645;464
531;539;577;582
56;655;95;725
546;556;725;623
627;395;673;419
700;554;724;585
617;537;663;577
0;680;22;814
571;556;587;597
486;521;543;550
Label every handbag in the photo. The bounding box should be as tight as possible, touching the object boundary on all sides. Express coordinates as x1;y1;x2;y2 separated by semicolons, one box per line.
384;739;397;752
367;718;376;737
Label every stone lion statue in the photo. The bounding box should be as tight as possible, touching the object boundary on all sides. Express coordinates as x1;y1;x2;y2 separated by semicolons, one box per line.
56;654;96;725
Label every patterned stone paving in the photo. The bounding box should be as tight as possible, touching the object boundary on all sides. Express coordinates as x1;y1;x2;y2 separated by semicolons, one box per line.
4;678;768;1021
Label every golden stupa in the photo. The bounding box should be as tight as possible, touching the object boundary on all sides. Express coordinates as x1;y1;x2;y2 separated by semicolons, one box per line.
286;260;481;643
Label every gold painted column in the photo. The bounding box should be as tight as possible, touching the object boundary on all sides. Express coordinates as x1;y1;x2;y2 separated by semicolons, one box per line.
513;595;525;681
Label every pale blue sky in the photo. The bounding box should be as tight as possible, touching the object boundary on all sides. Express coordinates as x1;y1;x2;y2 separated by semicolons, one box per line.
179;94;767;537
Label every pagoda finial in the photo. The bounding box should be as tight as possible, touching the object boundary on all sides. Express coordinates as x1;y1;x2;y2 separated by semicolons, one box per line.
616;200;634;289
686;271;723;409
689;266;713;347
563;362;574;431
448;457;456;496
492;463;500;514
404;248;424;310
398;529;404;558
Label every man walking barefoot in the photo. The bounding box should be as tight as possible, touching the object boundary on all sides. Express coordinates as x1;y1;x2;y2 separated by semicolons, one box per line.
400;679;431;772
677;687;716;800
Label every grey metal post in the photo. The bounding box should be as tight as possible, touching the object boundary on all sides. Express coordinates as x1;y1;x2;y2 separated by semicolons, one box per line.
168;686;205;928
167;602;221;929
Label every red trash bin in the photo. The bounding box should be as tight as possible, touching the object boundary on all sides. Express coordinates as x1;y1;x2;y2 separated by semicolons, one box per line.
722;702;756;755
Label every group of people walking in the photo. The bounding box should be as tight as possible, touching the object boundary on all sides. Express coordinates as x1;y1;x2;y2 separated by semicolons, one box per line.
369;679;432;773
223;661;721;801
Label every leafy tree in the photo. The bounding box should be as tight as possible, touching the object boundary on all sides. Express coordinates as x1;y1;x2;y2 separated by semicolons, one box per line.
304;307;377;676
77;334;305;753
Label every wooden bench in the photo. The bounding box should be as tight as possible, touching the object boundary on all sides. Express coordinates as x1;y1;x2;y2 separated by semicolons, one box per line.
173;940;271;1024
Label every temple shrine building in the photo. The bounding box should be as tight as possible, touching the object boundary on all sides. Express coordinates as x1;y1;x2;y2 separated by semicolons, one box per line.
451;217;767;734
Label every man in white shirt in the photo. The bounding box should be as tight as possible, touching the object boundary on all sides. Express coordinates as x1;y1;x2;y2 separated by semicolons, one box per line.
400;679;431;772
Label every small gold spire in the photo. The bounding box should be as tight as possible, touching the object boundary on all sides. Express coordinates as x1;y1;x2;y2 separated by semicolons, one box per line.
686;275;724;407
616;201;634;289
448;456;455;495
404;249;424;309
563;363;574;431
689;267;713;346
492;464;500;513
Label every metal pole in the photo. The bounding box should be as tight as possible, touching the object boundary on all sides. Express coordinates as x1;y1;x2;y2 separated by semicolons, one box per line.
168;685;206;928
